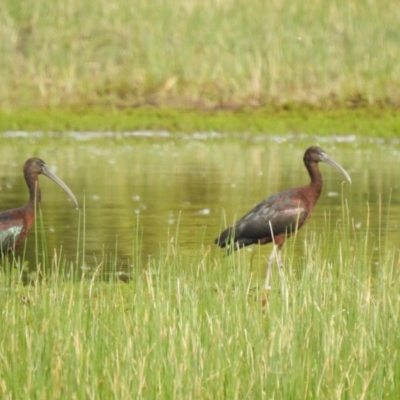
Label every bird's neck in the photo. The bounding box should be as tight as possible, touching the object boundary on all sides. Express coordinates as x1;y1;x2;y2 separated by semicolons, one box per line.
26;175;42;206
307;162;323;193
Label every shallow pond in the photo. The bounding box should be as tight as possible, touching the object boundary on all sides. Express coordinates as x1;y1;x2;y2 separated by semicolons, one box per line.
1;131;400;280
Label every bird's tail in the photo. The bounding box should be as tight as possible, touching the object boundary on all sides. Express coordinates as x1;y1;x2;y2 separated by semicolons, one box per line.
214;227;238;255
214;226;234;246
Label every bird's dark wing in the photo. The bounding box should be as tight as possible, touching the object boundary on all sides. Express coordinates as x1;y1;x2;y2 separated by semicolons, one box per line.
0;214;25;253
0;226;23;253
215;189;309;249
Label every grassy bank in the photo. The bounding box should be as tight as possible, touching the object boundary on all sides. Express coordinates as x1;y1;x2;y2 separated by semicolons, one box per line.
1;204;400;398
1;0;400;109
1;106;400;137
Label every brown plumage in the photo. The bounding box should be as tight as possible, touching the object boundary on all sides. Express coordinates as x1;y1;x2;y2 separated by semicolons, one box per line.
215;146;351;290
0;158;78;253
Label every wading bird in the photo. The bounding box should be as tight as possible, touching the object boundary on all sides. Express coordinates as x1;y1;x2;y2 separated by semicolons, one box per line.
0;158;79;253
214;146;351;290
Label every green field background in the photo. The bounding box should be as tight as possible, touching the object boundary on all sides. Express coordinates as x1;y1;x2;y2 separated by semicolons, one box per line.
2;2;400;397
1;0;399;110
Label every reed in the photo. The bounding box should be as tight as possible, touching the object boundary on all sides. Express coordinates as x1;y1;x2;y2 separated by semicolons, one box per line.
1;0;399;109
0;199;399;398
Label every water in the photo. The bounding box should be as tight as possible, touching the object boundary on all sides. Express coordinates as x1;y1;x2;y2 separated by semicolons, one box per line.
1;131;400;277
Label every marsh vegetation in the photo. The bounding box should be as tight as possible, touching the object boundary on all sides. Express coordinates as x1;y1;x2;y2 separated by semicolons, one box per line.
0;135;399;397
1;0;400;397
1;0;400;109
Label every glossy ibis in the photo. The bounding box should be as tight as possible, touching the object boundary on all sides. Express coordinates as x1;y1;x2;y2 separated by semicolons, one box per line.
0;158;78;253
214;146;351;290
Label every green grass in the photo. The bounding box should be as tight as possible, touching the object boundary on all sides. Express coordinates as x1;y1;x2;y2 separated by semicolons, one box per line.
1;0;400;109
1;106;400;137
1;202;400;398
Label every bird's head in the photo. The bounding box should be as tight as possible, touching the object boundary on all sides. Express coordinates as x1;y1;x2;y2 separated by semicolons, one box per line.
23;158;79;209
304;147;351;184
24;158;46;176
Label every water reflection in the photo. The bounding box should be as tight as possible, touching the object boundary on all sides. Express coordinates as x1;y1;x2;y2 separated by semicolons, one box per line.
0;132;399;277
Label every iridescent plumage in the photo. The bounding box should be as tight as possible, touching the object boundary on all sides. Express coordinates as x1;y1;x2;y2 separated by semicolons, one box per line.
215;146;351;290
0;158;78;253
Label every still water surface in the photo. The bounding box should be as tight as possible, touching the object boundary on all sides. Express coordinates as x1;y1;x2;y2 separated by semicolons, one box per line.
1;132;400;278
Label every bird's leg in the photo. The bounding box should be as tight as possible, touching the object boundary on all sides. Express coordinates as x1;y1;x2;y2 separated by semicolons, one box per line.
265;220;277;290
276;245;286;297
264;244;277;290
264;244;286;294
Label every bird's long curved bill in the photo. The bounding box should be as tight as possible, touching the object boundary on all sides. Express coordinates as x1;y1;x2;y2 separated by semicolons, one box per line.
42;165;79;209
321;154;352;184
